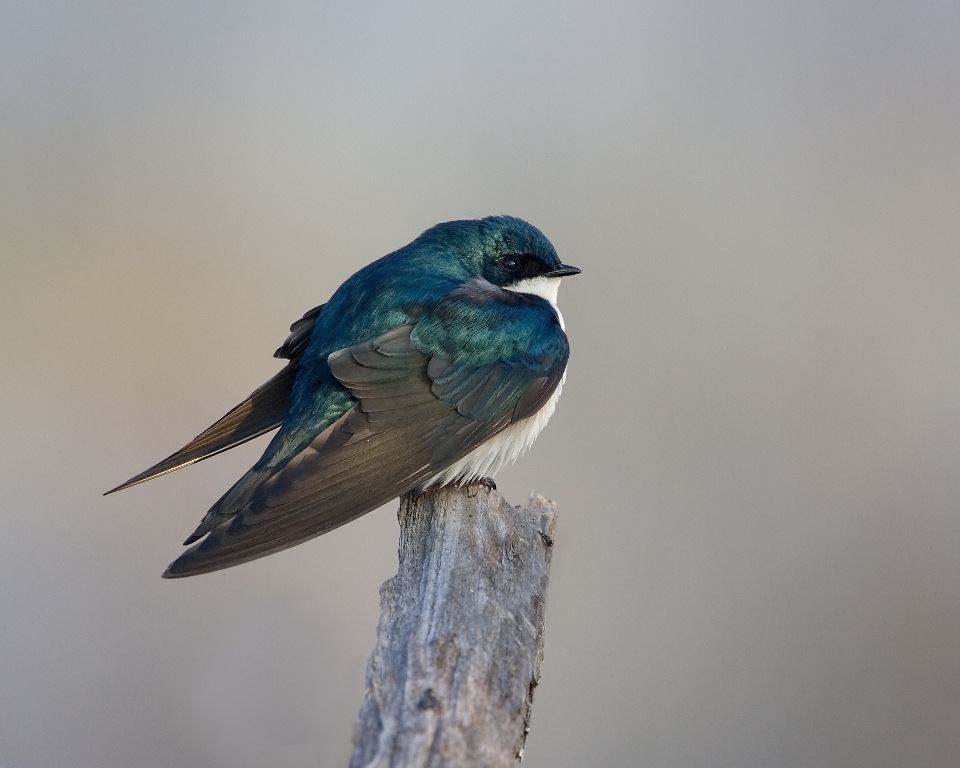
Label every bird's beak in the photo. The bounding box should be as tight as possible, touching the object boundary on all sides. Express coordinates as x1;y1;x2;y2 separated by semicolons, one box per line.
543;264;582;278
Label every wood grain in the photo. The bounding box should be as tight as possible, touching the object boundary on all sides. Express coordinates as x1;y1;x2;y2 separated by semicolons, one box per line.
350;484;557;768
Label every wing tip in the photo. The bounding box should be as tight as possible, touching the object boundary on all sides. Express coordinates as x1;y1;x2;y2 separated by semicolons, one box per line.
103;474;151;496
103;461;199;497
162;553;204;579
161;565;196;579
164;537;232;579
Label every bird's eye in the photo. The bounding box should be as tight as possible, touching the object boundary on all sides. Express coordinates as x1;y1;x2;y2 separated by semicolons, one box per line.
501;257;520;272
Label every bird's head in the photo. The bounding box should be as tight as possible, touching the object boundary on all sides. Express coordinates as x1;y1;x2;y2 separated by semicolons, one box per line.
413;216;580;293
476;216;581;291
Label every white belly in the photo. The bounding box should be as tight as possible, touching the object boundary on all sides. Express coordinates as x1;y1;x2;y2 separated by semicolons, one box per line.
425;370;565;486
425;274;567;487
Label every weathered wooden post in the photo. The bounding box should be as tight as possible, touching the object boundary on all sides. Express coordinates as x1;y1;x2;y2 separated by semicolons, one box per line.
350;483;558;768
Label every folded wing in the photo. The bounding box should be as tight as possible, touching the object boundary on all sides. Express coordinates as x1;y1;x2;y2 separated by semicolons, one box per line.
164;286;568;577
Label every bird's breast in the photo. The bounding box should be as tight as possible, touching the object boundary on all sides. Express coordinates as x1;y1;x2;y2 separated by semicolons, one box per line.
424;274;569;487
424;369;566;487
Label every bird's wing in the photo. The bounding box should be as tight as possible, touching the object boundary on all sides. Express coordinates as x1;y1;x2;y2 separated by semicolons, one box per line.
105;303;325;494
164;283;568;577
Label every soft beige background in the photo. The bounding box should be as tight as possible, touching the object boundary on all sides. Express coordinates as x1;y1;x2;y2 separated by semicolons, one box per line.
2;2;959;767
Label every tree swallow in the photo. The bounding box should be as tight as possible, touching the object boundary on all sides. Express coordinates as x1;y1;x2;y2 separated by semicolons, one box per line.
107;216;580;577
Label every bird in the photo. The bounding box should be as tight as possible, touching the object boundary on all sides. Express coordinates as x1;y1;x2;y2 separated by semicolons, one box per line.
106;216;580;578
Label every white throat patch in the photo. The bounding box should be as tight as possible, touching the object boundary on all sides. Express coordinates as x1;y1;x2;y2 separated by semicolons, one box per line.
504;276;564;329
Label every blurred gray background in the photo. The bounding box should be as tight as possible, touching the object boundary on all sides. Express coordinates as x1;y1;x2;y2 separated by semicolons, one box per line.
2;2;959;767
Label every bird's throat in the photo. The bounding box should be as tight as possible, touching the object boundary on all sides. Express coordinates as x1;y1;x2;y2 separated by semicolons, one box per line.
504;276;564;329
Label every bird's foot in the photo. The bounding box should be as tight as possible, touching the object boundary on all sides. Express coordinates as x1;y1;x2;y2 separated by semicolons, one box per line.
475;476;497;491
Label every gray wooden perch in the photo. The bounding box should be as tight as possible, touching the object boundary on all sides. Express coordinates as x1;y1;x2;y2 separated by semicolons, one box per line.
350;483;558;768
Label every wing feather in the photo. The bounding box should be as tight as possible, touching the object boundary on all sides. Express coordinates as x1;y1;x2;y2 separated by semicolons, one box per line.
164;287;569;577
104;365;297;494
106;304;325;494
